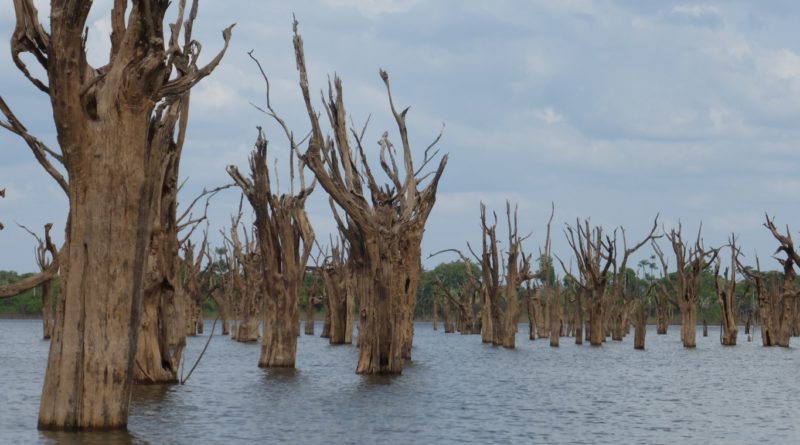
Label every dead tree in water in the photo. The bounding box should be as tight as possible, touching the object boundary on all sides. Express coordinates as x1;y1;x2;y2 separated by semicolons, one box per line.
221;214;263;343
5;0;232;429
714;235;741;346
653;224;719;348
293;21;447;374
549;282;563;347
608;218;660;341
474;202;532;348
562;219;615;346
322;241;353;344
763;214;799;347
304;268;323;336
650;250;674;335
228;127;315;368
739;257;778;346
633;300;648;350
17;223;58;339
530;203;556;341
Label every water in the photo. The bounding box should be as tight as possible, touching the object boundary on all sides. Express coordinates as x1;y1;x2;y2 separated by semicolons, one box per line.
1;320;799;444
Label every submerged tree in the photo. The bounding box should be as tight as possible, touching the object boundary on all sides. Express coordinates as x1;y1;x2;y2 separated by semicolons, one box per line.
17;223;58;339
714;235;741;346
292;21;447;374
228;128;315;368
474;202;532;348
763;214;799;347
653;224;719;348
5;0;232;429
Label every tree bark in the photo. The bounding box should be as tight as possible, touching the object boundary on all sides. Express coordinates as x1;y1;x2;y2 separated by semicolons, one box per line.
293;22;447;374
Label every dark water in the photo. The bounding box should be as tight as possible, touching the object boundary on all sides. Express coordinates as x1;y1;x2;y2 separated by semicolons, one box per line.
1;320;799;444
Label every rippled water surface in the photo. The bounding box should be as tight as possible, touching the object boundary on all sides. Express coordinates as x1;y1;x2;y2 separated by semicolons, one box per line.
2;320;799;444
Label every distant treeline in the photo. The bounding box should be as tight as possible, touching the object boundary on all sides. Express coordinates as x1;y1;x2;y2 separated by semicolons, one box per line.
2;263;794;323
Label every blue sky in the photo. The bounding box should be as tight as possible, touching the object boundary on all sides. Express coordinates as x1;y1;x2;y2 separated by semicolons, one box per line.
1;0;800;273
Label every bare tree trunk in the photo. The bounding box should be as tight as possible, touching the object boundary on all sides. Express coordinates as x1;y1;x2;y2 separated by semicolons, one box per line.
442;297;455;333
305;297;316;336
634;306;646;350
714;238;739;346
320;300;332;339
432;298;438;331
293;23;447;374
549;284;561;347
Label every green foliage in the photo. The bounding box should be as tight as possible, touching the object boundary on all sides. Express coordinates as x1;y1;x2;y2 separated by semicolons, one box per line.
416;261;481;318
0;270;44;315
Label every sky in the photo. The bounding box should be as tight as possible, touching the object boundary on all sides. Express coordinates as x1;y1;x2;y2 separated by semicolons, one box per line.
1;0;800;274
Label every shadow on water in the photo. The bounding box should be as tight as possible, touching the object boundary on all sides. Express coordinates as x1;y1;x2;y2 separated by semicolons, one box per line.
359;374;395;386
131;384;179;412
261;367;301;381
40;430;144;445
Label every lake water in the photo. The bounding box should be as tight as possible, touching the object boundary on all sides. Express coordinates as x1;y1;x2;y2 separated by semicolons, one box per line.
1;320;799;444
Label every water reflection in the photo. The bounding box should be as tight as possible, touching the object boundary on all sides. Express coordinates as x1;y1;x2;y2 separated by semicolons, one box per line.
131;384;178;412
3;321;800;444
40;430;142;445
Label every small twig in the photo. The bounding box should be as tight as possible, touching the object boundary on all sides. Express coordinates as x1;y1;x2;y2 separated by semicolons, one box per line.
181;316;218;385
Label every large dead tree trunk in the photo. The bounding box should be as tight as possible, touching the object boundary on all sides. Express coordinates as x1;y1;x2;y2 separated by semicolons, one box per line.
228;127;315;368
3;0;233;430
292;21;447;374
714;235;740;346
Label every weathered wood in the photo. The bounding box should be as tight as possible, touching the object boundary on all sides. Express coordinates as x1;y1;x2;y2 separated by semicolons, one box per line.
714;235;740;346
228;128;315;368
763;214;799;347
292;20;447;374
653;224;718;348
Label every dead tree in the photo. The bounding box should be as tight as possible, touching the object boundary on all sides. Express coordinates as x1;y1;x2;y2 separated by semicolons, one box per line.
650;252;673;335
322;241;352;344
549;282;563;347
17;223;58;339
228;128;315;368
608;218;659;341
136;184;228;383
5;0;232;430
714;235;741;346
434;275;479;335
633;300;647;350
474;203;532;348
304;268;323;336
739;257;777;346
763;214;799;347
530;203;556;341
562;219;616;346
292;21;447;374
653;224;719;348
223;219;262;343
439;289;456;333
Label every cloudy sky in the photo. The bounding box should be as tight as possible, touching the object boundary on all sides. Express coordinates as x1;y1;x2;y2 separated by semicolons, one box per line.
1;0;799;273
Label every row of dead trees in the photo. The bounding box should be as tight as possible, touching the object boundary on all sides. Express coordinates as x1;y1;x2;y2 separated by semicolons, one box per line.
431;208;800;352
0;1;447;431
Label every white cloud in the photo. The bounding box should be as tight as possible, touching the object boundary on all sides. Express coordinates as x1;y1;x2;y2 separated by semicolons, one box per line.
672;4;720;18
759;49;800;81
320;0;420;18
534;107;564;125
